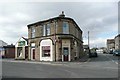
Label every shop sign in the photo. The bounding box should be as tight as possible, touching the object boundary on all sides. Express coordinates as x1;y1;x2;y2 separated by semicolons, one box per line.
18;41;25;46
42;46;50;50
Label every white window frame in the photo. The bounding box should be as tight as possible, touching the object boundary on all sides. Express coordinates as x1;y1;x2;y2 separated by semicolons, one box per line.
43;25;46;36
46;24;50;35
43;24;51;36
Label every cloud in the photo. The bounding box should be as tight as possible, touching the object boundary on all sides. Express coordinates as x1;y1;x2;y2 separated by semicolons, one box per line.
0;2;118;48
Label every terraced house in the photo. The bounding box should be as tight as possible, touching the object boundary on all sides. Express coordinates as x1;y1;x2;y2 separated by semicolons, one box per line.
27;12;83;61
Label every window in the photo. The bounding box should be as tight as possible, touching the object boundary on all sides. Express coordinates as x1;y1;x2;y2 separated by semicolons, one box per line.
63;22;69;34
43;25;46;36
42;46;50;57
31;27;35;38
46;24;50;35
54;21;58;33
43;24;51;36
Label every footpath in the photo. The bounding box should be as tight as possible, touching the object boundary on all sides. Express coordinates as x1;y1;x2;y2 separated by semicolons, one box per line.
2;55;90;66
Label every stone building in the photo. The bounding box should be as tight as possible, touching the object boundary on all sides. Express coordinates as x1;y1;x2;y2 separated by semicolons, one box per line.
27;12;83;61
107;39;115;51
114;34;120;50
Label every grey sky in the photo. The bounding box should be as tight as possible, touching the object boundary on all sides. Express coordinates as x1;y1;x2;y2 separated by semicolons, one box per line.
0;1;118;48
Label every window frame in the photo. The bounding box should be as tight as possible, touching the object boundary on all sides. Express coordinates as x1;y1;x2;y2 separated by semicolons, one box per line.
46;24;50;36
63;22;69;34
42;23;51;36
43;25;46;36
31;27;35;38
42;46;51;57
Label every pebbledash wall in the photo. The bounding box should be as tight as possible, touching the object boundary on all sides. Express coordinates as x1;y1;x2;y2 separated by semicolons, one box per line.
27;12;84;61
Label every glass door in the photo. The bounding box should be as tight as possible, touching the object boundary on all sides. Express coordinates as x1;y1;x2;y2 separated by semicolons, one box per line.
63;47;69;61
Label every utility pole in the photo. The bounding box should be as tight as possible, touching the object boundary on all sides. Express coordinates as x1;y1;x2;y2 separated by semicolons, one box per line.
88;31;91;57
88;31;89;49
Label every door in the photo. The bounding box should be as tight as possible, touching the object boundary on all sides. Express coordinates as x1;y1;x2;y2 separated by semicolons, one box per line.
63;47;69;61
31;48;35;60
33;49;35;59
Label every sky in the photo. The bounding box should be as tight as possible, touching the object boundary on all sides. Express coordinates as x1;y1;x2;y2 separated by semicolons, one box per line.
0;0;119;48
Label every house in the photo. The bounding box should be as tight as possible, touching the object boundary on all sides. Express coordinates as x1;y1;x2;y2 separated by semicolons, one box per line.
114;34;120;50
3;44;15;58
15;37;28;60
83;45;89;54
0;40;7;58
107;39;115;52
27;12;83;61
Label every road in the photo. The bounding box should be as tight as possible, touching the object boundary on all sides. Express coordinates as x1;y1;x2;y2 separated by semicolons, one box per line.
2;53;119;78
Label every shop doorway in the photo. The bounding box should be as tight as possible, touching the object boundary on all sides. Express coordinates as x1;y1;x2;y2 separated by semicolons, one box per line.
63;47;69;61
31;48;35;60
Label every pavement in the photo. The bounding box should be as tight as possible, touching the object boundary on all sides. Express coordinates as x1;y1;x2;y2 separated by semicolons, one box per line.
2;54;90;65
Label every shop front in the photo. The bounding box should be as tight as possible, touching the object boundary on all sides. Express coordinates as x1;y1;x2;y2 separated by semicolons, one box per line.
15;37;28;60
62;39;71;61
40;39;53;61
30;43;35;60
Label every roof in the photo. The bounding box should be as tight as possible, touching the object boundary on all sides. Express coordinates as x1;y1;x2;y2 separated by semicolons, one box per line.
107;39;115;43
0;40;7;47
3;44;15;48
22;37;28;42
27;13;82;33
115;34;120;39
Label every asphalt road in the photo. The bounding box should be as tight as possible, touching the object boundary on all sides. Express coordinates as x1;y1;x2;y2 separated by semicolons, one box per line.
2;53;119;78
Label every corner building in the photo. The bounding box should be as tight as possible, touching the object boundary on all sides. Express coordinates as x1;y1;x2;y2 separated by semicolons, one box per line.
27;12;83;61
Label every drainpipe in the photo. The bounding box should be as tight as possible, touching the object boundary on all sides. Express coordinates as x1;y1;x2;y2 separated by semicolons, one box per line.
54;21;57;61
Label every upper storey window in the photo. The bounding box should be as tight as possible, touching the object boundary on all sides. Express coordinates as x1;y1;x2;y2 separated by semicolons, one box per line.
43;25;46;36
46;24;50;35
31;27;35;38
43;23;51;36
63;22;69;34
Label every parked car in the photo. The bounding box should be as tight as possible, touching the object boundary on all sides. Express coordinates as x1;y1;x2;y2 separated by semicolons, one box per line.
109;50;113;54
89;51;98;58
113;50;120;56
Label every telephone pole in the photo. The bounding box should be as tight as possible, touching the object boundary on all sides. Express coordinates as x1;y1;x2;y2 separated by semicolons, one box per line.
88;31;90;49
88;31;91;57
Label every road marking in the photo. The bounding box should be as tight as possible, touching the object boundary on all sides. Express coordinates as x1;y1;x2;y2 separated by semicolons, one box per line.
111;60;118;65
106;56;118;65
84;58;91;63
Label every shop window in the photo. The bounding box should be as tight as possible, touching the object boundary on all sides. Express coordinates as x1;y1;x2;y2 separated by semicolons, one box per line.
17;47;22;57
42;46;50;57
63;22;69;34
